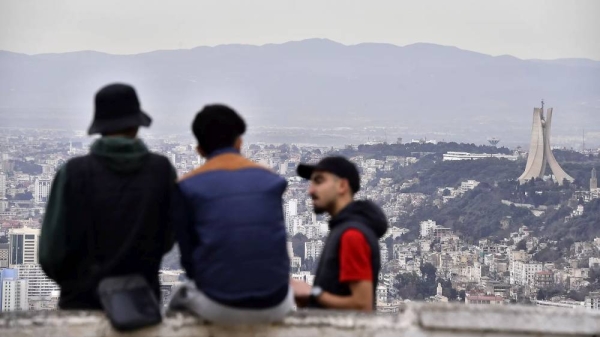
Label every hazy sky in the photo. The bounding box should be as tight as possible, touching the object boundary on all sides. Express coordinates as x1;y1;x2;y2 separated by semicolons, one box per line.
1;0;599;60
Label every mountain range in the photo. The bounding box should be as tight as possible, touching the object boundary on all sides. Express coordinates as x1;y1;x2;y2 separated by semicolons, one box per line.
1;39;598;144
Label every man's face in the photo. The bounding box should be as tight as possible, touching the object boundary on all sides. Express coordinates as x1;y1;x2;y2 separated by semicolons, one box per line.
308;171;341;214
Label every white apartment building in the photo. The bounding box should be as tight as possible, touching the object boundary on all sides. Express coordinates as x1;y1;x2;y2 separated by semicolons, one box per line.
34;177;51;203
377;285;388;304
291;216;303;236
0;171;6;198
284;199;298;233
305;240;324;260
388;226;410;239
460;264;482;283
284;199;298;219
317;221;329;237
442;152;518;161
460;180;480;193
8;227;40;265
303;224;321;239
291;271;314;285
420;220;438;238
1;269;28;312
380;243;388;265
1;278;28;312
585;292;600;311
14;264;60;299
291;257;302;271
512;261;544;286
286;241;294;258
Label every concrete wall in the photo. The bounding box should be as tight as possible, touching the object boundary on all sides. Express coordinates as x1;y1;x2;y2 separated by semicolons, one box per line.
1;303;600;337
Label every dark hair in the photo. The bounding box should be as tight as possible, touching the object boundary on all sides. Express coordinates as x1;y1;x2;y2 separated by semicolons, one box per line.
192;104;246;156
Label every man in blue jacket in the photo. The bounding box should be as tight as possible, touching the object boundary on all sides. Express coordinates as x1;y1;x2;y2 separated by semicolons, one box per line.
170;105;292;324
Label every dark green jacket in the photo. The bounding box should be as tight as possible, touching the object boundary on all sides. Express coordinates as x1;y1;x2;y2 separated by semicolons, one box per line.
40;137;177;308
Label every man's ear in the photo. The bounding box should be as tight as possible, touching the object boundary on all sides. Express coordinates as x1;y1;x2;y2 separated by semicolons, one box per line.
338;178;351;196
196;145;207;158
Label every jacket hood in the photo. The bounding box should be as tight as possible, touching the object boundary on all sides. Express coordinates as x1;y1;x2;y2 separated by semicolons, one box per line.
329;200;389;238
90;137;149;173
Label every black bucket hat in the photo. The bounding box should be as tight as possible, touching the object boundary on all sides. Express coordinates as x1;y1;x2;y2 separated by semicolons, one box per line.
87;83;152;135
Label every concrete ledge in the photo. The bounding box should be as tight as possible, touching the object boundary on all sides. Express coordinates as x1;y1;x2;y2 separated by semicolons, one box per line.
1;303;600;337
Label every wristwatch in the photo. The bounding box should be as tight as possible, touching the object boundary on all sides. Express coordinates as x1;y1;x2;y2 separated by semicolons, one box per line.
310;286;323;300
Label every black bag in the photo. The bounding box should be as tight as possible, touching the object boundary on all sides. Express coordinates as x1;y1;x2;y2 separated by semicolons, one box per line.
97;274;162;331
89;214;162;331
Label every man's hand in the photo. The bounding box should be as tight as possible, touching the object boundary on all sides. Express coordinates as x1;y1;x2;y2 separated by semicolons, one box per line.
291;279;311;308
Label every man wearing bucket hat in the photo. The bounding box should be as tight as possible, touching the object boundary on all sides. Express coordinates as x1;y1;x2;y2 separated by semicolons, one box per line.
40;83;178;309
291;156;388;312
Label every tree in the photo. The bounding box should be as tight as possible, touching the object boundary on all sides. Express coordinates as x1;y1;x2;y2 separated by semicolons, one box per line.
567;289;588;302
420;263;437;283
534;247;561;263
536;289;545;300
516;239;527;251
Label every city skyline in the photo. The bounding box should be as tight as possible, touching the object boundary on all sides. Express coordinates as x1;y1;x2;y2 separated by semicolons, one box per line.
1;128;600;312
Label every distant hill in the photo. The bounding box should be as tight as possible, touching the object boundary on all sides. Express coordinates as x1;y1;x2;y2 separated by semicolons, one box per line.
334;142;600;242
1;39;599;140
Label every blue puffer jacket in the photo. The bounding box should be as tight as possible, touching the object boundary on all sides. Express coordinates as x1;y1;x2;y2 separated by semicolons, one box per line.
177;148;290;308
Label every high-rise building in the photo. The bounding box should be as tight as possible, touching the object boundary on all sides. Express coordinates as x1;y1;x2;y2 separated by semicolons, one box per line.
518;102;574;185
285;199;298;218
15;264;60;299
420;220;438;238
286;241;294;258
591;167;598;191
305;240;324;260
380;242;389;265
33;177;51;203
0;197;8;213
9;227;40;265
292;217;303;236
0;269;28;312
0;171;6;198
284;199;298;234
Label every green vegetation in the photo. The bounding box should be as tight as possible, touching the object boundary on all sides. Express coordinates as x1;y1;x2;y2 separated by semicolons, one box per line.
332;142;600;243
394;263;459;301
334;142;511;160
13;160;43;175
397;186;540;242
546;199;600;241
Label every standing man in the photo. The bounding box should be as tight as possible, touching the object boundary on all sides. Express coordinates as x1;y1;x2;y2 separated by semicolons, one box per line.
170;105;292;324
292;157;388;312
40;83;177;309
